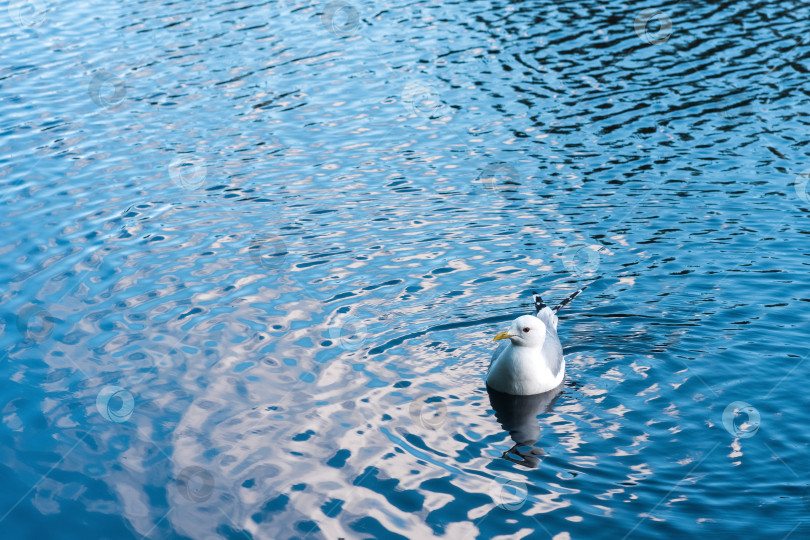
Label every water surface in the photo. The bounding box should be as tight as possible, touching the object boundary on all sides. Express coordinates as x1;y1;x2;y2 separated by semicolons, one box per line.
2;0;810;538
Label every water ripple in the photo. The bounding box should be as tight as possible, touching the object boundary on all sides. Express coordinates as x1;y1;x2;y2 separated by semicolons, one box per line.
2;0;810;538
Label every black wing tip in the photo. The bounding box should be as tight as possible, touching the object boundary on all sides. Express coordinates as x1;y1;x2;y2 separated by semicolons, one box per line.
531;291;548;314
534;277;599;314
552;282;591;313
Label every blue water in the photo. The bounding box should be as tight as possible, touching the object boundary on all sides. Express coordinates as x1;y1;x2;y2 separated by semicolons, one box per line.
2;0;809;538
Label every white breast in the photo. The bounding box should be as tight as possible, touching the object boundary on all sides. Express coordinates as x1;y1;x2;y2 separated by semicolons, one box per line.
486;345;565;395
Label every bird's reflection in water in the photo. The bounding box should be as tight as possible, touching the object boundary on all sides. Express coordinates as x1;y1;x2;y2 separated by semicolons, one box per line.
486;382;564;468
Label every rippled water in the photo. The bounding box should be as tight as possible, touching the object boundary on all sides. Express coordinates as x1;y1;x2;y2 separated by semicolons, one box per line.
2;0;810;538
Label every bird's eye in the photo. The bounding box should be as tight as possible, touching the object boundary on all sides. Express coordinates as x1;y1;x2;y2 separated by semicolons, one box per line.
522;327;530;333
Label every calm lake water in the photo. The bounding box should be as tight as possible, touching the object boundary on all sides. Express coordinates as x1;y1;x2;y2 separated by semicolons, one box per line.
2;0;809;538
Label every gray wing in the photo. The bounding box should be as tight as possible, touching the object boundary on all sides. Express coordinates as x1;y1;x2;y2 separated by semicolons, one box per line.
534;305;564;377
535;306;558;330
542;321;564;378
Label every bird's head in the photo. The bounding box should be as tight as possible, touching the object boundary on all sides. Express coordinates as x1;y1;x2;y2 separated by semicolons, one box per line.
493;315;546;348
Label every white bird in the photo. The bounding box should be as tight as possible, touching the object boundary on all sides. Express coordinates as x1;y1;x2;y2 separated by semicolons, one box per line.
486;287;587;395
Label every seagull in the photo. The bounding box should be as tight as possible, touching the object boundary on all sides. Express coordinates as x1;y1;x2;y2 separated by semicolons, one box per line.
486;287;587;395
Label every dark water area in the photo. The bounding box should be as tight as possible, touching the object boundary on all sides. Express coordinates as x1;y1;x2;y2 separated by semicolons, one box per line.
2;0;809;538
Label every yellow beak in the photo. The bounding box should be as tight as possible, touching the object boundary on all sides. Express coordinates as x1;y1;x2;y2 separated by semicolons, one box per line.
493;330;513;341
